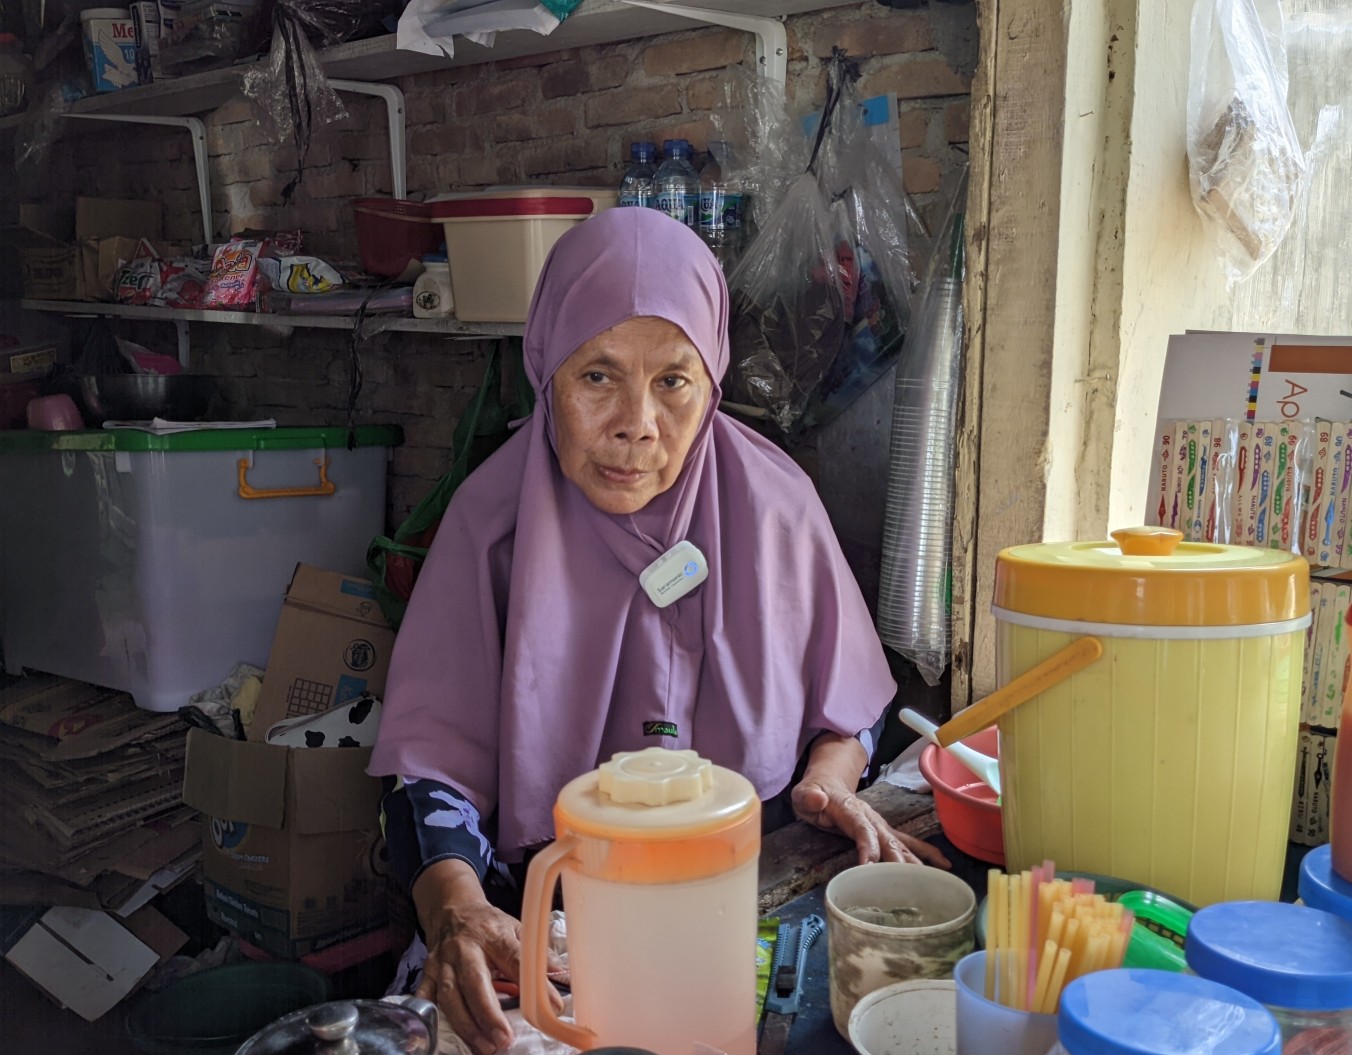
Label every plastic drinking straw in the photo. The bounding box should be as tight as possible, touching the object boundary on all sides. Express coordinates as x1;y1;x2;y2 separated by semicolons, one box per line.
1031;938;1058;1012
985;869;1002;999
1041;947;1073;1014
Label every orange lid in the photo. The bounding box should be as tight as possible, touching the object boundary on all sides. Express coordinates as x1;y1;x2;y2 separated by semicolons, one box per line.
993;527;1310;626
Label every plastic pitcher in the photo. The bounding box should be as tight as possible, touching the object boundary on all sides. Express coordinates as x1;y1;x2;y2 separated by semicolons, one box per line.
991;527;1310;906
520;747;760;1055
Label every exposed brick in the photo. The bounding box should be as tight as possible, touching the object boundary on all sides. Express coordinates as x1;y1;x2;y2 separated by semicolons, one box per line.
440;152;506;188
862;57;972;100
541;61;589;99
521;137;610;178
217;149;282;186
685;74;724;114
297;166;370;201
813;12;933;58
405;91;445;126
390;445;454;482
495;107;576;142
332;131;391;162
212;95;259;126
902;155;941;195
416;121;487;158
249;178;293;208
786;24;809;64
652;118;714;154
944;100;970;143
898;108;928;149
589;55;630;92
643;30;747;77
206;120;275;158
454;76;532;117
406;156;440;196
585;85;681;128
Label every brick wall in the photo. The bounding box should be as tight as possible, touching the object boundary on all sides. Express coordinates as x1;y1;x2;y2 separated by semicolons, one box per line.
19;0;976;529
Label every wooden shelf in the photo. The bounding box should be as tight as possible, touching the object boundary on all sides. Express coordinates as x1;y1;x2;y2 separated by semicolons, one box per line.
19;299;523;339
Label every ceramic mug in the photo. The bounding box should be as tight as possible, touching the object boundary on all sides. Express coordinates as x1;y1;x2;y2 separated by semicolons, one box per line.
26;394;84;430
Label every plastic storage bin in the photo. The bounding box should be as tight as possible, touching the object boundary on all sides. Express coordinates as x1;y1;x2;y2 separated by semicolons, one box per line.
1048;969;1282;1055
428;187;617;323
0;425;401;711
1185;901;1352;1053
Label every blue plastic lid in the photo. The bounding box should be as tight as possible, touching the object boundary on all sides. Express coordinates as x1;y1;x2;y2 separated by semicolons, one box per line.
422;252;447;263
1058;969;1281;1055
1186;900;1352;1010
630;141;656;160
1300;845;1352;924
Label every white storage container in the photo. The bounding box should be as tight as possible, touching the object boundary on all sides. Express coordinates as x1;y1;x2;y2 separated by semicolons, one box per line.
0;425;401;711
428;186;617;323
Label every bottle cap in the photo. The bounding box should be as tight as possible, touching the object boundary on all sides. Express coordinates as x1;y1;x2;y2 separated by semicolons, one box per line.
1186;901;1352;1010
1058;969;1281;1055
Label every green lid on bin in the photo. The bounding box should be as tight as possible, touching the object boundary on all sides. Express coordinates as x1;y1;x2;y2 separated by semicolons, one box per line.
0;425;403;453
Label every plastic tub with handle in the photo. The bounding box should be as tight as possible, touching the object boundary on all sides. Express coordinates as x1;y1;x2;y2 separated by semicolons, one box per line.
987;526;1309;906
0;425;402;711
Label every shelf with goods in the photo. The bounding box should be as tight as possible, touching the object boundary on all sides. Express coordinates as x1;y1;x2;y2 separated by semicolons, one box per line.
1150;415;1346;850
18;299;523;367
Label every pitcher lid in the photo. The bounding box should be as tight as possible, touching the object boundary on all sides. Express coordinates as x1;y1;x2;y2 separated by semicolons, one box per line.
993;527;1309;627
555;747;758;840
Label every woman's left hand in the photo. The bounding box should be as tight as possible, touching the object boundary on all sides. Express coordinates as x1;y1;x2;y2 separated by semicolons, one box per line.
792;776;951;868
791;731;951;869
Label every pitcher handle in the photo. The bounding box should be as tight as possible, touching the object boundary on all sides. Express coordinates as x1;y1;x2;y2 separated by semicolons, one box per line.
935;636;1104;746
519;834;595;1052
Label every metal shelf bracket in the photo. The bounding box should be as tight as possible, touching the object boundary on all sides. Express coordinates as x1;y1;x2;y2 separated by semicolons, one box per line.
618;2;788;85
329;80;408;200
64;113;213;246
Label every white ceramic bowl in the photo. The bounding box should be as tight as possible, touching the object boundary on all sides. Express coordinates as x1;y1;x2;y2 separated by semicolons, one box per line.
848;978;958;1055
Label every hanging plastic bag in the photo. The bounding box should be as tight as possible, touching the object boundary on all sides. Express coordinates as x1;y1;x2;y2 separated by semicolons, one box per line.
367;341;534;627
1187;0;1306;282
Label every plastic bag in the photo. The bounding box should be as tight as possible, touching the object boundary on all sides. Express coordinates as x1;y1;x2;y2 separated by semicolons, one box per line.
158;0;271;76
1187;0;1306;281
367;341;534;627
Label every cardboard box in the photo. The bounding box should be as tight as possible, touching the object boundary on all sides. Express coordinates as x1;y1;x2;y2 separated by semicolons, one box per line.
181;731;388;958
16;197;163;301
249;564;396;741
1;904;185;1021
0;341;58;379
16;227;81;300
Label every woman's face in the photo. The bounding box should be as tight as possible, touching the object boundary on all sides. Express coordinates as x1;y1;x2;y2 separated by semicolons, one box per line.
552;316;713;515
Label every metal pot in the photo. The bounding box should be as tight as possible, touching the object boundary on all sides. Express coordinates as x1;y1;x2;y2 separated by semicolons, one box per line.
235;996;438;1055
79;373;217;423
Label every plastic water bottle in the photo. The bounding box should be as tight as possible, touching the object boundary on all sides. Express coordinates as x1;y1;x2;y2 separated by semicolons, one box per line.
654;139;698;228
618;142;657;208
699;141;745;271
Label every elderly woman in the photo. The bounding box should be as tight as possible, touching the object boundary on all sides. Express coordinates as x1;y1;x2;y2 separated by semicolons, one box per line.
369;207;945;1054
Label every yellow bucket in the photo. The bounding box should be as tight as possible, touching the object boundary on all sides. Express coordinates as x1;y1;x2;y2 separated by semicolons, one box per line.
990;526;1309;907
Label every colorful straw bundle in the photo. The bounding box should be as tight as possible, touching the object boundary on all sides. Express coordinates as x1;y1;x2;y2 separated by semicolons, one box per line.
984;862;1133;1013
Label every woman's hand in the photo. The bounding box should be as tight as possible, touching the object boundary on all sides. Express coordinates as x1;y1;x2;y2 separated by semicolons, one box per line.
791;733;951;869
412;859;563;1055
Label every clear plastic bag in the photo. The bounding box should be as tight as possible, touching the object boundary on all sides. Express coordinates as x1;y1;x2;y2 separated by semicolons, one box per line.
1187;0;1307;282
158;0;271;76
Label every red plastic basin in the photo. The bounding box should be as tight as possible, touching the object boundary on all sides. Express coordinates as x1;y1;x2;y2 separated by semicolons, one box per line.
918;726;1004;866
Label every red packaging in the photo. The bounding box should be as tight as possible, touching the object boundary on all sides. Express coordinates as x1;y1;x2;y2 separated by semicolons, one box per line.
201;239;263;309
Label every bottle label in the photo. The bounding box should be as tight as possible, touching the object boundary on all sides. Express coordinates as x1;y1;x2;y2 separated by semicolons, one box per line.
619;193;649;208
656;191;691;225
699;190;743;232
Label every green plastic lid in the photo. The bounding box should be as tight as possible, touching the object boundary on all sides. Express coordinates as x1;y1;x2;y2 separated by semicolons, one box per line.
0;425;403;453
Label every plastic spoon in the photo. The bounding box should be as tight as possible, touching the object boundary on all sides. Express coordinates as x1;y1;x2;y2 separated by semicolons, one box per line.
898;707;1002;797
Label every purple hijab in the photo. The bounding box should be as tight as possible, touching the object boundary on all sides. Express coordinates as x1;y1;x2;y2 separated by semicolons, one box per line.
369;207;895;859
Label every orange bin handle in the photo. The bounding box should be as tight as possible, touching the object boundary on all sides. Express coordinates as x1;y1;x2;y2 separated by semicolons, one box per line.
237;457;336;500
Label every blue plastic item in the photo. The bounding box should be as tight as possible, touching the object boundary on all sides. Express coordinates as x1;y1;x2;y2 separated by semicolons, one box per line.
1300;845;1352;924
1186;901;1352;1011
1057;969;1282;1055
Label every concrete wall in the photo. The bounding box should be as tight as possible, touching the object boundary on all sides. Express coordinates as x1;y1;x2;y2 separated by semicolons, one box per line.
11;1;976;537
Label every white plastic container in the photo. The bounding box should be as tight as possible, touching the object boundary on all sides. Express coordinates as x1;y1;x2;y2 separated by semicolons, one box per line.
0;426;400;711
412;253;453;318
81;8;138;93
428;187;617;323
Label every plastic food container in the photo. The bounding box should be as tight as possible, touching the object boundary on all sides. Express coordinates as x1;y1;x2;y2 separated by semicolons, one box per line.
992;526;1310;905
80;8;138;93
1301;845;1352;924
1048;968;1282;1055
848;978;956;1055
0;425;401;711
352;197;441;278
428;187;617;322
1185;901;1352;1053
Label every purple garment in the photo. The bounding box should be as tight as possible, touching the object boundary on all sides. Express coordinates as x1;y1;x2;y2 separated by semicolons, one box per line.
368;207;895;860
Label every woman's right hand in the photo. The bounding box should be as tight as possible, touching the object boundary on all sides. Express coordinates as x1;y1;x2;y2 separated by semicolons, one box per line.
412;859;561;1055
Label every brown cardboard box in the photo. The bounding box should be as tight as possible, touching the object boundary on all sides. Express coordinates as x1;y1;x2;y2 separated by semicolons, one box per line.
181;732;388;958
16;198;163;301
248;564;397;742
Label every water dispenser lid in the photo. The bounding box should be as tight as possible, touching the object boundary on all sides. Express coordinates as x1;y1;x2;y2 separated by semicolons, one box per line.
556;747;758;839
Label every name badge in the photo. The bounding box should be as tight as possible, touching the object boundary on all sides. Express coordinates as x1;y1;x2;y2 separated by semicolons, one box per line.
639;540;709;609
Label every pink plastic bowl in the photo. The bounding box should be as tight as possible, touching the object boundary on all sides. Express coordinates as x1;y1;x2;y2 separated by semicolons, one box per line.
918;726;1004;866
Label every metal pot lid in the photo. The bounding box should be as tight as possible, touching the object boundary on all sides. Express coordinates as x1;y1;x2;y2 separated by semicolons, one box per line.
236;998;437;1055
